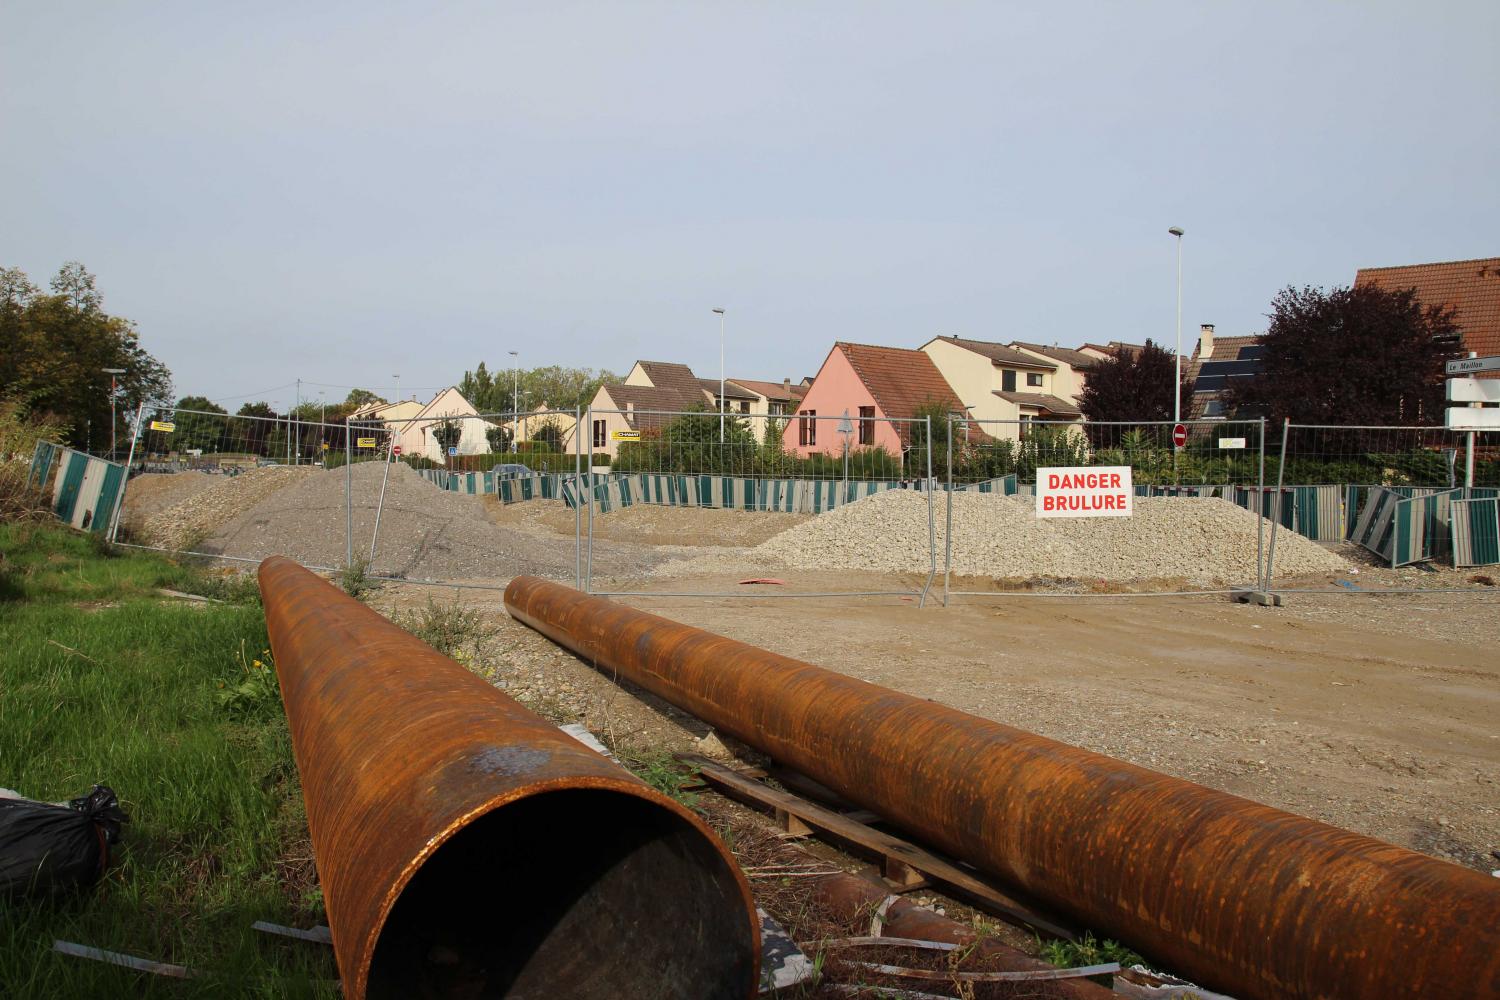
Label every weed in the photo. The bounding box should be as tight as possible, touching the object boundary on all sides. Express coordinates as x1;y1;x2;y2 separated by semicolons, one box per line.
623;753;700;807
1039;930;1143;971
391;596;491;660
336;554;375;598
217;640;282;716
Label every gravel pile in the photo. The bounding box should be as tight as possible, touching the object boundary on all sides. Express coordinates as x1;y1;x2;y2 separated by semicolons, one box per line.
118;472;217;536
132;467;313;549
665;490;1347;584
199;461;653;580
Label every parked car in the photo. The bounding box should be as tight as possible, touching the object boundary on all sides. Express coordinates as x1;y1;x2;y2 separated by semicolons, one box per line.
495;463;533;479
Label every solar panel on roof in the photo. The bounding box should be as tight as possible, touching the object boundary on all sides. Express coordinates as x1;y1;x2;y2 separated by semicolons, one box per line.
1198;359;1261;377
1237;345;1265;360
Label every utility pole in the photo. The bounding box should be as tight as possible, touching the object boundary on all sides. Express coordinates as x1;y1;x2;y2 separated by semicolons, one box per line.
509;350;520;447
1168;227;1185;426
294;378;302;465
102;368;126;460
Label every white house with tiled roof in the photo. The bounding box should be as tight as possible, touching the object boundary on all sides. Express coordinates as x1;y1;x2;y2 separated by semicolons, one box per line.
920;336;1082;441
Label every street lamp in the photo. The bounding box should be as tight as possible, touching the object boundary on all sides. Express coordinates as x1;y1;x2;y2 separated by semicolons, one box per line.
713;308;726;443
1168;227;1185;427
509;350;520;418
392;374;400;402
101;368;126;460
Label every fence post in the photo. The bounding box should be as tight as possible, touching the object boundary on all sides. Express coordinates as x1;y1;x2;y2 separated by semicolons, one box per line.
575;405;582;589
943;415;954;606
919;416;936;608
585;404;594;593
1263;418;1291;595
1465;430;1476;491
345;422;354;567
107;402;146;544
1255;416;1266;590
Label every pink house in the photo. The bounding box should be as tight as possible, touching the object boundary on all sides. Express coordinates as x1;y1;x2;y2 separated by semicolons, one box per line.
784;342;967;458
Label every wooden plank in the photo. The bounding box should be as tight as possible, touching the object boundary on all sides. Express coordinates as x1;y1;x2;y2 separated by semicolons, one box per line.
677;753;1076;940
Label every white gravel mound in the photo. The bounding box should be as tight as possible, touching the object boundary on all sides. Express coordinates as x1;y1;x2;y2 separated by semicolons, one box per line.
681;490;1346;584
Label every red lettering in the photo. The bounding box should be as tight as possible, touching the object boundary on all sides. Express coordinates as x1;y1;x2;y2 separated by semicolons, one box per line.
1110;473;1121;488
1103;495;1115;510
1047;474;1060;489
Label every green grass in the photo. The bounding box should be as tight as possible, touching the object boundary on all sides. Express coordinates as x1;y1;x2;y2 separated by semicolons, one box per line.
0;522;336;997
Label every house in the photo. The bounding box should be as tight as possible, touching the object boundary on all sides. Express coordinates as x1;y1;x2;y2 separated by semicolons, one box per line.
721;378;809;418
353;388;502;463
1079;341;1148;362
920;336;1081;440
784;342;966;459
1354;257;1500;371
1184;325;1264;420
508;403;579;452
1007;342;1102;410
584;361;716;458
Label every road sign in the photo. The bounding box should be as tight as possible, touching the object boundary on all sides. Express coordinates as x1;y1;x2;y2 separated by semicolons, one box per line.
393;445;402;456
447;447;457;457
1447;377;1500;403
1035;466;1134;518
611;430;640;441
356;437;377;448
1446;355;1500;375
1172;424;1188;449
149;420;175;432
1446;406;1500;430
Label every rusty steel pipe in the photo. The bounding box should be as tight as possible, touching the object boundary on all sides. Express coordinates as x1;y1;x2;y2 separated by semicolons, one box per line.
258;558;759;1000
503;576;1500;1000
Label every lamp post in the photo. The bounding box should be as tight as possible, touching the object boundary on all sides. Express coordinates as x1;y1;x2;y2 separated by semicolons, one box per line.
392;374;400;402
713;308;726;443
1168;227;1185;427
509;350;520;417
101;368;126;459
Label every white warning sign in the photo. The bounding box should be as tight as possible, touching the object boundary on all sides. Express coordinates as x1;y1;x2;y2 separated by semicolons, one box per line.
1035;466;1134;518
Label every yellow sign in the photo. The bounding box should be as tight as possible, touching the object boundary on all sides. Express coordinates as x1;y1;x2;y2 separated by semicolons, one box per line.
321;442;330;450
357;437;377;448
149;420;175;432
611;430;640;441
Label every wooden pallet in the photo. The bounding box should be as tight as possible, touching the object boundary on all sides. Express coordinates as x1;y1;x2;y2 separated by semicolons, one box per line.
677;752;1076;941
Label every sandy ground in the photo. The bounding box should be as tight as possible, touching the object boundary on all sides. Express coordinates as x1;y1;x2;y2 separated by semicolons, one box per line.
372;561;1500;875
483;495;808;548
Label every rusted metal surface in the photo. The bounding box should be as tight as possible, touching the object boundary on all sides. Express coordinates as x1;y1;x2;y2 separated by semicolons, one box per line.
503;576;1500;1000
259;557;759;1000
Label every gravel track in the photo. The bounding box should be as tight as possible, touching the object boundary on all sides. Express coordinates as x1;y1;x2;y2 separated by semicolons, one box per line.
661;490;1347;584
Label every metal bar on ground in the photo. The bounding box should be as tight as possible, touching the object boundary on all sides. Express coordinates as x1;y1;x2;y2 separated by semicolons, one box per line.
252;921;333;945
1263;418;1290;591
259;557;758;1000
503;577;1500;1000
942;417;953;606
919;415;935;607
1256;416;1266;590
367;431;396;565
52;940;196;979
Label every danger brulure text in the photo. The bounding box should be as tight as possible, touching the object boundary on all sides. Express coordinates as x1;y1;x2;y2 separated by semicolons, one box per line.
1034;466;1134;519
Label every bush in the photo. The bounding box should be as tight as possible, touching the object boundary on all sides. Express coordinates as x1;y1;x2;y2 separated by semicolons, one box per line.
0;399;66;523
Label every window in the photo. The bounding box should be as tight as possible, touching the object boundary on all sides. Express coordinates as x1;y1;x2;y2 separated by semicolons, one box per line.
1002;369;1017;392
769;402;785;416
798;409;817;446
1019;415;1034;440
1203;400;1226;419
858;405;875;446
739;400;751;414
592;419;606;448
1026;372;1044;388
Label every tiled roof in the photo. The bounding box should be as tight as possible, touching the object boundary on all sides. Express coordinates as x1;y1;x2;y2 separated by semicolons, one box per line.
1185;335;1261;386
992;390;1082;417
727;378;807;402
698;378;758;400
1082;341;1148;360
932;336;1056;369
836;342;966;440
1355;257;1500;358
597;383;701;430
1010;342;1101;371
636;361;712;408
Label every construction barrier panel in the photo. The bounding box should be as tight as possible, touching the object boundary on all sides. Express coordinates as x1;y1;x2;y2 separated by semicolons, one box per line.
1450;496;1500;567
30;441;127;534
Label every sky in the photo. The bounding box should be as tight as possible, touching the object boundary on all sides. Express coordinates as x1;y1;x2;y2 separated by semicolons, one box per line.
4;2;1497;409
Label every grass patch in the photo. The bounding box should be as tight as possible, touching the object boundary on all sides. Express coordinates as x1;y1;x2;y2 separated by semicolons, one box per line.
0;521;335;997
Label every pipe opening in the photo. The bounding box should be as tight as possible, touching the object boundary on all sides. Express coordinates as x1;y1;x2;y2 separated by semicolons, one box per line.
368;788;755;999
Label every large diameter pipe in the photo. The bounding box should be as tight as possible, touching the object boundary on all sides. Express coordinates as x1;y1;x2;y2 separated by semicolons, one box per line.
503;576;1500;1000
259;558;759;1000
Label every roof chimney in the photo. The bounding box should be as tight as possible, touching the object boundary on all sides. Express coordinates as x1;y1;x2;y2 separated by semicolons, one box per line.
783;378;791;395
1198;324;1215;359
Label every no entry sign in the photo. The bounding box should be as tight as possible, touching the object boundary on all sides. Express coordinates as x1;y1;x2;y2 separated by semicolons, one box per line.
1172;423;1188;449
393;445;402;456
1036;466;1134;518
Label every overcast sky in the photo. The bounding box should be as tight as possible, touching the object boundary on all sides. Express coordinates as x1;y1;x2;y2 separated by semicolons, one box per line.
4;2;1497;408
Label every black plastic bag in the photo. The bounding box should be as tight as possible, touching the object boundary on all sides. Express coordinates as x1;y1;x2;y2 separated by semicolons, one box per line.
0;785;128;895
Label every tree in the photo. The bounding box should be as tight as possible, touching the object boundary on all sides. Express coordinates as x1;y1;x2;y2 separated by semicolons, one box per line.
345;388;385;408
485;424;513;452
530;417;566;451
1225;284;1459;425
171;396;229;452
0;263;173;448
1078;340;1188;426
432;419;462;459
458;361;618;413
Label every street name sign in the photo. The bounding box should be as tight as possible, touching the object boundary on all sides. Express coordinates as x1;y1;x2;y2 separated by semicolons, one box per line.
1445;407;1500;430
1036;466;1134;518
1447;377;1500;403
1446;356;1500;375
